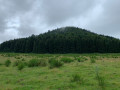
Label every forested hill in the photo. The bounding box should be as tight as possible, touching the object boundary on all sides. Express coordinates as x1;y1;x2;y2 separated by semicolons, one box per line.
0;27;120;53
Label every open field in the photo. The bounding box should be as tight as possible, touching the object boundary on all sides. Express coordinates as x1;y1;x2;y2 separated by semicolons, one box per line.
0;53;120;90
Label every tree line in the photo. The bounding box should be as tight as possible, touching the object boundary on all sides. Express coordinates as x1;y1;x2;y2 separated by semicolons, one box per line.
0;27;120;53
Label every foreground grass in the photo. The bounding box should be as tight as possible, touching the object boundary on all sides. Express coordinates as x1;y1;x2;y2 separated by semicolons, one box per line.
0;53;120;90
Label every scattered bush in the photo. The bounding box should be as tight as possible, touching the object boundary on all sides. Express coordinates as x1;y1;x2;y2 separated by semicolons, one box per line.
71;74;84;84
13;60;21;67
13;60;27;67
77;57;88;62
21;58;25;61
61;57;73;63
74;56;77;60
18;63;25;71
112;56;118;58
0;63;3;66
15;57;21;59
5;60;11;67
23;62;28;66
28;59;47;67
90;57;96;63
28;59;38;67
5;54;11;57
49;58;63;68
77;58;85;62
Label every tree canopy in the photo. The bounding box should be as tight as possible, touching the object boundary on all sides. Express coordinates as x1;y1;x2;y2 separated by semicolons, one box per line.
0;27;120;53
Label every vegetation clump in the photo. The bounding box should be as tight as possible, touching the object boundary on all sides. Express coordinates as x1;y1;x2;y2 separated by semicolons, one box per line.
0;63;2;66
95;67;105;90
18;62;25;71
77;57;88;62
71;74;84;84
5;60;11;67
13;60;21;67
15;57;21;59
28;59;47;67
49;58;63;68
90;56;96;63
61;57;73;63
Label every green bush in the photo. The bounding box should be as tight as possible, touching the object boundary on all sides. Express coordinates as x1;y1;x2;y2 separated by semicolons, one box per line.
90;58;96;63
15;57;21;59
74;56;77;60
13;60;28;67
28;59;47;67
77;57;88;62
71;74;84;84
5;60;11;67
49;58;63;69
77;58;85;62
21;58;25;61
61;57;73;63
0;63;3;66
13;60;21;67
18;63;25;71
23;62;28;66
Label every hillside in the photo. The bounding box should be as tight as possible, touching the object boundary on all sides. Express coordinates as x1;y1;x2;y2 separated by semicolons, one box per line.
0;26;120;53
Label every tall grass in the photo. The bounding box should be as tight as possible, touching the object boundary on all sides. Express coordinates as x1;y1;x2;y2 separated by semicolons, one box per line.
90;56;96;63
71;74;84;84
95;67;105;90
49;58;63;69
77;57;88;62
28;59;47;67
60;57;73;63
13;60;21;67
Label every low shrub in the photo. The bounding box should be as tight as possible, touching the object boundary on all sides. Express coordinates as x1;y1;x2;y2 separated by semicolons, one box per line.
21;58;25;61
77;58;85;62
23;62;28;66
77;57;88;62
13;60;21;67
71;74;84;84
28;59;47;67
5;60;11;67
15;57;21;59
18;63;25;71
13;60;28;67
61;57;73;63
49;58;63;68
0;63;3;66
90;58;96;63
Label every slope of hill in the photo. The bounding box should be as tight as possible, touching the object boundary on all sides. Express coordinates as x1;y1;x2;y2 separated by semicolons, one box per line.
0;27;120;53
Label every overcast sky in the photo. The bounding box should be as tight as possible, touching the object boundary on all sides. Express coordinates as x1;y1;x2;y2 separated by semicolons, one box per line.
0;0;120;43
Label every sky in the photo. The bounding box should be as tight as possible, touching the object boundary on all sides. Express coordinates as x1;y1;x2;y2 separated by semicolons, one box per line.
0;0;120;43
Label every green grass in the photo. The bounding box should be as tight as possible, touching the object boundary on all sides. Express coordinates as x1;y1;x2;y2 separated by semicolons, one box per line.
0;53;120;89
60;57;73;63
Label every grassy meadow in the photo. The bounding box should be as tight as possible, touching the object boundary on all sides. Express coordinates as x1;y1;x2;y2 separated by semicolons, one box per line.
0;53;120;90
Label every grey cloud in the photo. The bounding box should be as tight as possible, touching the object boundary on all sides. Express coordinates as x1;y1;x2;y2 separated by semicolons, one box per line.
87;0;120;38
0;0;120;43
0;0;35;32
0;0;36;42
41;0;97;25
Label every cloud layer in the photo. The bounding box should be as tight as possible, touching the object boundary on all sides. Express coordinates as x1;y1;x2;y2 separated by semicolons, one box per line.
0;0;120;43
